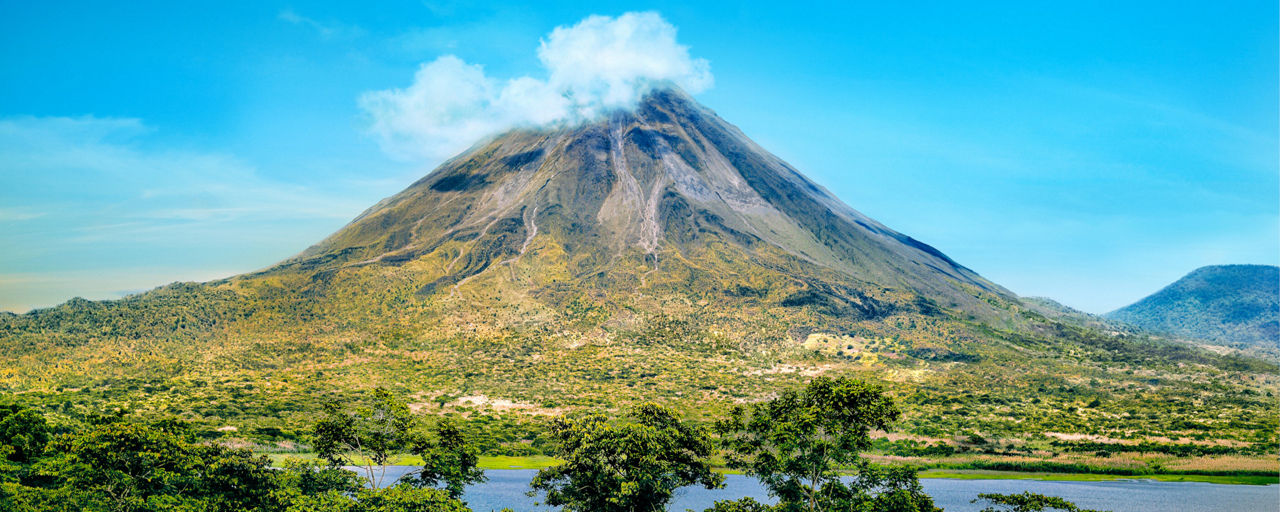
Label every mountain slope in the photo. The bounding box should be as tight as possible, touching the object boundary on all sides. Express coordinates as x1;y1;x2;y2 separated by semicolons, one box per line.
0;89;1274;453
1107;264;1279;348
283;88;1008;319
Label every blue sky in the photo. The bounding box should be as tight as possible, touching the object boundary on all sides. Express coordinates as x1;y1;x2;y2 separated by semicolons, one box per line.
1;1;1276;314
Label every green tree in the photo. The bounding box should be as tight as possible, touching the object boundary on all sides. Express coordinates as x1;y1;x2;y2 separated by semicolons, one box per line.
715;377;938;512
0;404;50;464
274;458;363;498
703;497;775;512
0;403;479;512
0;405;56;512
312;389;485;497
972;492;1108;512
408;420;486;499
37;421;293;512
282;484;472;512
46;422;199;512
0;444;24;510
352;485;471;512
530;402;724;512
313;388;415;488
188;443;283;512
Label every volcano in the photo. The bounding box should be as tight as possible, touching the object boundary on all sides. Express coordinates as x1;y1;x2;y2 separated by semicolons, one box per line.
280;88;1008;320
3;86;1273;448
0;90;1037;402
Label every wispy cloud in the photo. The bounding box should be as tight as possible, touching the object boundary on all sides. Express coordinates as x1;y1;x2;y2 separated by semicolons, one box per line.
0;207;44;222
0;116;366;227
360;11;712;161
278;8;365;40
0;115;378;311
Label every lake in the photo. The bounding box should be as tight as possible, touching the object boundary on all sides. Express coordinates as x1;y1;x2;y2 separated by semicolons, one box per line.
364;467;1279;511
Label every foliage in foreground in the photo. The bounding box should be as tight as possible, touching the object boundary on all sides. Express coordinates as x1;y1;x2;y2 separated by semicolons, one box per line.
530;402;724;512
313;388;485;495
0;382;1119;512
716;377;939;512
0;403;468;512
972;491;1106;512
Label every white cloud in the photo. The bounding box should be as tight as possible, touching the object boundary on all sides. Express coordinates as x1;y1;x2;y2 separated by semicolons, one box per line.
359;11;712;161
539;12;712;114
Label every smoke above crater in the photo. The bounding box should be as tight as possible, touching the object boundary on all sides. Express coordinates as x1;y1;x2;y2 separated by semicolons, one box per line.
359;11;712;161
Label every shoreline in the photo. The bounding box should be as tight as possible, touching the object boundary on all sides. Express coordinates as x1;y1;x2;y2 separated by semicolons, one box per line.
915;469;1278;486
473;456;1279;485
268;454;1277;486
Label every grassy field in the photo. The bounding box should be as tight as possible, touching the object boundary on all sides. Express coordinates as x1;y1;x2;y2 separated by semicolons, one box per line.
264;453;1277;485
477;455;561;470
918;469;1278;486
267;453;562;470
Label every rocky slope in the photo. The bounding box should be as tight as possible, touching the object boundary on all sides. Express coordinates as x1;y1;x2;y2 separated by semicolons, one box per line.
282;88;1008;320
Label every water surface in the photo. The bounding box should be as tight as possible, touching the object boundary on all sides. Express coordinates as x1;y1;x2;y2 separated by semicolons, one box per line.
369;467;1279;512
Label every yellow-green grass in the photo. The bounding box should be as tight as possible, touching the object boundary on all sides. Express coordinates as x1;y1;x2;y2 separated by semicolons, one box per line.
264;453;1275;485
477;455;562;470
266;453;562;470
919;469;1279;486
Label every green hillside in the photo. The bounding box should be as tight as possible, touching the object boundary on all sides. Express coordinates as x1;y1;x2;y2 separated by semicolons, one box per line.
1107;265;1279;350
0;90;1275;472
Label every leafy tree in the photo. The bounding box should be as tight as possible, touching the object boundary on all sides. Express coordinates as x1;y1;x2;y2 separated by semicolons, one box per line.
45;421;200;511
530;402;724;512
0;444;23;510
703;497;775;512
715;377;938;512
0;405;55;511
188;443;283;512
0;401;484;512
281;483;472;512
274;458;364;497
30;420;299;512
282;490;359;512
972;492;1108;512
0;405;50;464
312;389;485;497
352;485;471;512
407;420;486;499
313;388;415;488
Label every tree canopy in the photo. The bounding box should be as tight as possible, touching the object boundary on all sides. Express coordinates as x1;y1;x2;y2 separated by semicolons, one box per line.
312;388;486;496
973;492;1106;512
715;376;938;512
531;402;724;512
0;399;478;512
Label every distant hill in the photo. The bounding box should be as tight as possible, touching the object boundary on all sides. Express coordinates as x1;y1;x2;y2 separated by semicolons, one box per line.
1021;296;1126;333
1106;265;1279;348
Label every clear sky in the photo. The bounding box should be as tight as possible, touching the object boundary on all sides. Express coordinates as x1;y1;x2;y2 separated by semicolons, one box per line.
1;1;1276;314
